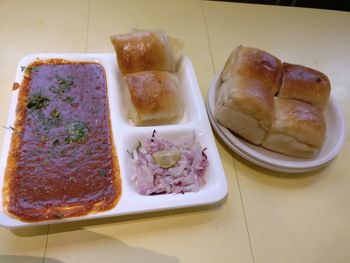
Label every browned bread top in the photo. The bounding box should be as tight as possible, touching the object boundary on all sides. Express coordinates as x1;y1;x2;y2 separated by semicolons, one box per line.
271;97;326;148
124;71;181;115
111;30;174;75
221;46;282;95
278;62;331;110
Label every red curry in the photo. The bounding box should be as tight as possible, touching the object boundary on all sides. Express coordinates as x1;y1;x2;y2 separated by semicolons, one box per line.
3;59;121;222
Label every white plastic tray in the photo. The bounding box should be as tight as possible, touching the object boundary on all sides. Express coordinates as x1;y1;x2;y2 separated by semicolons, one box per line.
207;73;346;173
0;54;228;228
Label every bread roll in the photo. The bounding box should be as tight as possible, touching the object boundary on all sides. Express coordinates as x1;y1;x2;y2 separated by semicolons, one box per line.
111;30;175;75
278;62;331;109
124;71;183;126
221;46;282;95
262;98;326;158
215;76;274;145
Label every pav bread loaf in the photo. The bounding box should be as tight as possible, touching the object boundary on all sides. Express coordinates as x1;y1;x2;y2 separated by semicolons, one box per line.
262;98;326;158
111;29;185;126
221;45;282;95
215;76;274;145
215;45;331;158
278;63;331;109
110;30;175;75
124;71;183;126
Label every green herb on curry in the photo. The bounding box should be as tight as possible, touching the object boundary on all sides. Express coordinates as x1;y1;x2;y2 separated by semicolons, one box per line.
98;169;107;177
50;109;60;119
52;139;60;147
65;121;89;144
26;95;50;110
22;65;40;74
63;96;74;103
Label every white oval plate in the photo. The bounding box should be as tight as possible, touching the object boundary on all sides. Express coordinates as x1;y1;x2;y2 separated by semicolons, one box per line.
206;73;346;173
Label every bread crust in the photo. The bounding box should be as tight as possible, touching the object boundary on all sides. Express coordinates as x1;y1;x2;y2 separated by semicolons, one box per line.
111;30;174;75
262;98;326;158
221;46;282;95
216;46;330;158
215;76;274;144
124;71;183;126
278;62;331;109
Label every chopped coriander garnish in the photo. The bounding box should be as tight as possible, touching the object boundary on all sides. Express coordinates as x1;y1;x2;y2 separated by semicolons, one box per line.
46;117;62;128
50;109;60;119
33;110;62;130
63;96;74;103
98;169;107;177
49;76;74;97
2;125;22;137
40;134;48;142
52;139;60;147
65;121;89;144
55;75;74;94
34;165;41;172
26;95;50;110
58;78;73;86
31;66;39;72
23;66;39;74
126;141;141;159
59;148;67;155
136;141;142;151
126;149;134;159
49;85;57;94
2;125;15;131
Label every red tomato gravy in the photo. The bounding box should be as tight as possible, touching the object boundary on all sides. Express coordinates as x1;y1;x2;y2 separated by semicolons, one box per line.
3;59;121;222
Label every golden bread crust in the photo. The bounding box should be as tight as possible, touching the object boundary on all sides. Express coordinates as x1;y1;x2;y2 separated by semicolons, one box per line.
111;30;174;75
278;62;331;109
124;71;183;125
221;46;282;95
262;98;326;158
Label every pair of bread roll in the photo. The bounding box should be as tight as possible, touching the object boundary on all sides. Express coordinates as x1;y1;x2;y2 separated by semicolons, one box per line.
111;30;183;126
215;46;330;158
216;46;281;145
215;75;274;145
